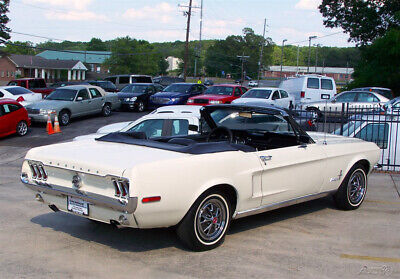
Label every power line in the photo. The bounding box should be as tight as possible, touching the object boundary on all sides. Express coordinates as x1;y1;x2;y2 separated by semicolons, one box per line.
10;31;64;42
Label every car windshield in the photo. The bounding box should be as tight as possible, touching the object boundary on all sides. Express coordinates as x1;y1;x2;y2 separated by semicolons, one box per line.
121;84;149;93
204;86;234;96
209;108;294;135
163;84;192;93
4;87;32;95
46;89;77;101
242;89;272;99
333;121;363;136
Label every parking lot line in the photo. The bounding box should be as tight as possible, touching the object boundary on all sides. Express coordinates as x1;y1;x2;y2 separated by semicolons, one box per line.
341;254;400;263
365;200;400;205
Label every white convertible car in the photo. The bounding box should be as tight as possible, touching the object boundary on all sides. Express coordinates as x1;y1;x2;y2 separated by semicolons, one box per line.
21;104;380;251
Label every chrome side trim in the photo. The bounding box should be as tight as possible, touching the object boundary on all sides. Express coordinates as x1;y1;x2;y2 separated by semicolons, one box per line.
234;191;335;219
22;181;138;214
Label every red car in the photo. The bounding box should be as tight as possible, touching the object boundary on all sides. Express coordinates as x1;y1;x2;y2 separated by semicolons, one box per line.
186;84;248;106
0;99;30;138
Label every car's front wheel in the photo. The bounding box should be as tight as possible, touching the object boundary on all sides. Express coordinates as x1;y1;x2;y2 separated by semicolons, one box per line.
136;101;145;112
16;121;28;136
334;164;367;210
59;110;70;126
177;191;231;251
102;103;112;117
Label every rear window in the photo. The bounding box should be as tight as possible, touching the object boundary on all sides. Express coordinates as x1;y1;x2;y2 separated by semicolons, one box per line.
374;89;392;100
307;78;319;89
321;79;333;90
119;76;130;84
4;87;32;95
132;76;153;83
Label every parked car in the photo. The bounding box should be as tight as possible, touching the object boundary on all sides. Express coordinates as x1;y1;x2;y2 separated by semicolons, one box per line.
352;87;394;100
248;80;258;87
105;75;153;91
86;80;118;92
73;105;202;141
118;83;162;112
0;99;30;138
187;84;247;106
0;86;42;106
21;104;379;251
304;90;389;117
7;78;55;97
279;74;337;104
149;83;207;107
232;87;294;109
153;76;185;87
49;81;89;88
333;114;399;171
204;79;214;86
25;85;120;126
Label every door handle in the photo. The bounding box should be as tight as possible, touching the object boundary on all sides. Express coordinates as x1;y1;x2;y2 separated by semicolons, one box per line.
259;155;272;165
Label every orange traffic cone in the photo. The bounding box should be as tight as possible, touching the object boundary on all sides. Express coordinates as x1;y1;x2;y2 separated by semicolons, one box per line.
53;114;61;133
46;113;55;135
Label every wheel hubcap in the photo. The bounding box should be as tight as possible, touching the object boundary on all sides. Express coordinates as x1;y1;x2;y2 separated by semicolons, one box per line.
138;102;144;111
196;198;227;242
104;106;111;115
18;123;27;135
62;114;69;124
348;170;366;205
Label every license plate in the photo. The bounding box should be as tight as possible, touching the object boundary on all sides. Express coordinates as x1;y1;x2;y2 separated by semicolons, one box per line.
67;196;89;216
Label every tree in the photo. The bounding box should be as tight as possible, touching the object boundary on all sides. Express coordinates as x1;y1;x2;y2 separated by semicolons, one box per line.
103;36;160;75
87;38;107;51
204;28;273;79
319;0;400;45
0;0;10;43
350;28;400;95
3;41;36;55
157;56;169;75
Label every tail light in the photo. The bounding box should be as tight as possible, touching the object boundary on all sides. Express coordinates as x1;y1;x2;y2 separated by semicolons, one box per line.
300;91;305;98
112;178;129;198
28;162;47;181
16;96;25;102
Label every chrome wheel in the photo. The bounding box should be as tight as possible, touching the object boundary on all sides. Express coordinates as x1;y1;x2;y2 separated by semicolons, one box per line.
17;121;28;136
61;112;70;125
103;104;111;116
347;170;366;205
195;197;227;243
137;101;145;112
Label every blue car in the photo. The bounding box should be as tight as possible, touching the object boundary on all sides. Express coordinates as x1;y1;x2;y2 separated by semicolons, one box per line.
149;83;207;107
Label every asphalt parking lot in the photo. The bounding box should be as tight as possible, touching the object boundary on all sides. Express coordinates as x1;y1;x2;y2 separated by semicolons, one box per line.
0;111;399;278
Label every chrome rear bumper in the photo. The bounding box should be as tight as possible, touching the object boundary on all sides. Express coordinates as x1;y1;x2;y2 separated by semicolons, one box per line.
22;180;137;214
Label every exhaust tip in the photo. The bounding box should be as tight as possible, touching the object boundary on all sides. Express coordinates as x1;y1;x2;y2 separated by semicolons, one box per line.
48;204;59;212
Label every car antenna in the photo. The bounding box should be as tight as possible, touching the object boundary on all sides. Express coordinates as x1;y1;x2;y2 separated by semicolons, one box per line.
323;96;329;145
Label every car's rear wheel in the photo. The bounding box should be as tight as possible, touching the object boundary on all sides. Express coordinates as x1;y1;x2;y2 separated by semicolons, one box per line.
176;191;231;251
102;103;112;117
16;121;28;136
59;110;70;126
334;164;367;210
306;107;323;118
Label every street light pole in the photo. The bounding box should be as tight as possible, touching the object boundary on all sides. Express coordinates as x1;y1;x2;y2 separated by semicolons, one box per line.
257;18;267;85
307;35;317;73
280;39;287;79
314;43;320;73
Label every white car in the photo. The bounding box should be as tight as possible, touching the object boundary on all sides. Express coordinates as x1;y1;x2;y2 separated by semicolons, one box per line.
279;74;337;104
0;86;42;106
21;104;380;251
73;105;202;141
232;87;295;108
248;81;258;87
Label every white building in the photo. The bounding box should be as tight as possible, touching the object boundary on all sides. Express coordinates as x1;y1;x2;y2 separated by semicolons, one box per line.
166;56;182;72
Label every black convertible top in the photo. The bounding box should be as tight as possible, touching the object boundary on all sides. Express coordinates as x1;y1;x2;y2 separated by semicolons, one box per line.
96;132;256;154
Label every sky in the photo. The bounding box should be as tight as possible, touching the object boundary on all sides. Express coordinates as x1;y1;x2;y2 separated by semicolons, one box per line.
8;0;355;47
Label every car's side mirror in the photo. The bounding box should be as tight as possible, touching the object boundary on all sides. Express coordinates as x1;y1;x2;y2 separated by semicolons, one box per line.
188;124;199;132
76;96;83;101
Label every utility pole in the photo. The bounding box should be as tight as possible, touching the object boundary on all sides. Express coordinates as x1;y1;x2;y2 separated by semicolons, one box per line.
237;52;250;85
314;44;320;73
257;18;267;85
307;35;317;73
194;0;203;78
296;45;300;73
280;39;287;79
183;0;193;81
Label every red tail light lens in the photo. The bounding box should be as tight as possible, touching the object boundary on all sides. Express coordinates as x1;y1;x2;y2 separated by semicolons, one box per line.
142;196;161;203
300;91;305;98
16;96;25;102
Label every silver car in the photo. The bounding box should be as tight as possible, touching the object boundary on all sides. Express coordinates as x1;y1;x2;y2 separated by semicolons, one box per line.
26;85;121;125
303;90;389;117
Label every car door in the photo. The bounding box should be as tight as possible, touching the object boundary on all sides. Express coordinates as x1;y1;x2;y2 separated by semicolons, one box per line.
355;92;380;111
254;115;326;205
0;105;9;135
270;90;281;106
0;104;16;135
279;90;291;108
74;89;92;116
329;91;358;115
88;87;105;114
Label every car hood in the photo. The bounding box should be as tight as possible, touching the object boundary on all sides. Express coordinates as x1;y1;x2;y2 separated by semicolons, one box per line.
118;92;145;98
307;132;364;145
153;92;188;98
190;94;231;101
26;99;69;110
25;140;189;177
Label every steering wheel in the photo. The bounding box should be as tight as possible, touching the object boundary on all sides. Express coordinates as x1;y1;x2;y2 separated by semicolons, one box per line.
206;126;233;143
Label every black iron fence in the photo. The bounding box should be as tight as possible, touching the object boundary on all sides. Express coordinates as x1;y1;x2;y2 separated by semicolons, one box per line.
290;103;400;172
